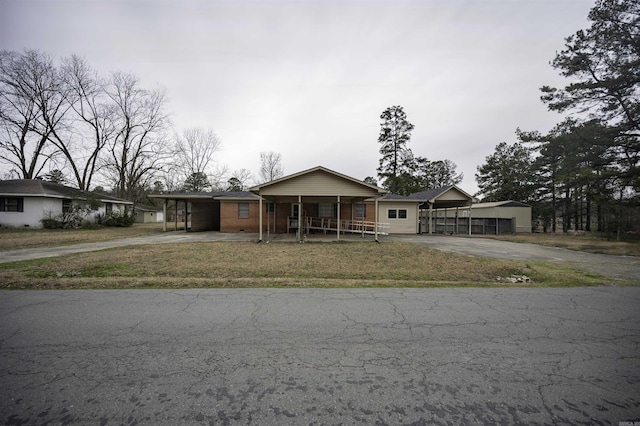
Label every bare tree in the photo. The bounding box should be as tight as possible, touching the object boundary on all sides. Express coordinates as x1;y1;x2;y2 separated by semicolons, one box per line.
259;151;283;183
48;55;115;191
209;163;230;191
174;127;222;185
0;50;60;178
102;72;170;201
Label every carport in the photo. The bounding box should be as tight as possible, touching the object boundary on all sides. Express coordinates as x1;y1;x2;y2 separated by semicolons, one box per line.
150;193;220;232
408;186;474;235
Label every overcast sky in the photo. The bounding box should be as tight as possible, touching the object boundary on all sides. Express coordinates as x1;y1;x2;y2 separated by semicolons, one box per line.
1;0;596;194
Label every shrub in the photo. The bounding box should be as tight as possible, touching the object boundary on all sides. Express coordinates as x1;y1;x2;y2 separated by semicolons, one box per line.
41;217;65;229
99;211;136;227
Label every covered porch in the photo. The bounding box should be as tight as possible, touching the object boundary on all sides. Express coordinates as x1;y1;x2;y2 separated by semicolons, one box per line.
250;166;388;242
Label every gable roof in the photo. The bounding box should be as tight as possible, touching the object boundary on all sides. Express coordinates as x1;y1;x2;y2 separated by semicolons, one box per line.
406;185;473;202
0;180;132;204
249;166;387;196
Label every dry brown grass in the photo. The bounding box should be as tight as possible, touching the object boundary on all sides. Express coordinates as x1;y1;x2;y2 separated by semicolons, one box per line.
489;233;640;257
0;241;609;289
0;223;167;250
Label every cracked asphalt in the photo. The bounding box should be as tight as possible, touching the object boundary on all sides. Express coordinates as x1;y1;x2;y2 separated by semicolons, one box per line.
1;287;639;424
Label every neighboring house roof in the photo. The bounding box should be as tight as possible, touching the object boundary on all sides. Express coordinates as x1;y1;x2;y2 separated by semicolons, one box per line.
0;180;133;204
472;200;530;208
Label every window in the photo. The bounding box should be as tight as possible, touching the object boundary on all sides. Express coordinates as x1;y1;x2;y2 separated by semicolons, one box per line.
388;209;407;219
318;203;334;218
238;202;249;219
105;203;113;214
62;199;72;214
0;197;24;212
355;203;366;218
267;202;275;213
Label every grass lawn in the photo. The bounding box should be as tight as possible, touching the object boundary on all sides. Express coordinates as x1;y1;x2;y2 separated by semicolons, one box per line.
0;223;167;250
0;241;617;289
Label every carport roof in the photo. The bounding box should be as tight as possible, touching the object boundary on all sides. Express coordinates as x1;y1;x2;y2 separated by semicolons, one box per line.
149;191;259;201
405;185;473;209
472;200;530;208
406;185;472;202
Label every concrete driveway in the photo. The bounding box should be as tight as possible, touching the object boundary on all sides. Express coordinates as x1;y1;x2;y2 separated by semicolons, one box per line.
1;287;639;424
391;235;640;282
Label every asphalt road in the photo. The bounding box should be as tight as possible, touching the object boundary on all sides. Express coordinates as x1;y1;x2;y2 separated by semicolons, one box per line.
1;288;639;424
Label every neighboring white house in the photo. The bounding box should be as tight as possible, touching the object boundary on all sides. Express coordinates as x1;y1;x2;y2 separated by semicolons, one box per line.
0;179;133;228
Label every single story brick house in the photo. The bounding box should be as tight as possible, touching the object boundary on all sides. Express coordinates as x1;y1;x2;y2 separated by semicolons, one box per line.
0;179;133;228
150;166;477;239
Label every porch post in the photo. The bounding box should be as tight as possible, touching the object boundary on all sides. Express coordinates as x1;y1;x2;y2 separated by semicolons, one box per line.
298;195;302;242
259;194;263;242
468;204;472;235
162;199;167;232
336;196;341;241
456;207;459;234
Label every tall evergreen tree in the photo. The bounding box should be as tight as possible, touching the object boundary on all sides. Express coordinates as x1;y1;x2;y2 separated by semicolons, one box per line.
541;0;639;200
376;105;415;194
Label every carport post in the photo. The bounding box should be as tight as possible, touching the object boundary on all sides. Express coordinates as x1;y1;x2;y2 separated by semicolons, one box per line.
428;205;433;234
174;200;178;231
374;198;379;242
162;199;167;232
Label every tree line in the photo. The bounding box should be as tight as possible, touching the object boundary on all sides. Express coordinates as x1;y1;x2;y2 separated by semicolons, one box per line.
473;0;638;237
0;51;283;203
